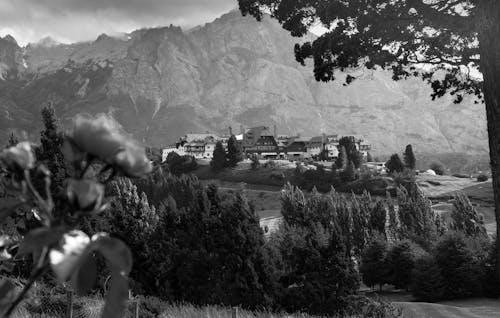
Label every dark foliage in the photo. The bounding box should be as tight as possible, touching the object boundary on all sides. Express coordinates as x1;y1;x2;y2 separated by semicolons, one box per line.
210;141;226;172
338;136;363;168
385;240;424;290
430;162;445;175
477;174;489;182
360;235;388;290
411;255;445;302
403;145;416;170
225;135;243;167
165;152;198;176
385;154;404;174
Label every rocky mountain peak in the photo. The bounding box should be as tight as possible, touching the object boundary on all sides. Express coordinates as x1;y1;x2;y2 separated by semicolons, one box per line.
0;11;488;157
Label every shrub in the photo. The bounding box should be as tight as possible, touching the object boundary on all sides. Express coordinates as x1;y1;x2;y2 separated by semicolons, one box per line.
429;162;445;175
250;155;260;170
477;174;488;182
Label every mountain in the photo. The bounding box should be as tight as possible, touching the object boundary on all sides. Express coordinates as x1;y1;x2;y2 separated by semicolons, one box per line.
0;10;488;156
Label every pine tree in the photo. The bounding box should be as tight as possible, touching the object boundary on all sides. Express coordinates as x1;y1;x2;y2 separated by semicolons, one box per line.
403;145;416;170
226;135;243;167
366;152;373;163
210;141;226;172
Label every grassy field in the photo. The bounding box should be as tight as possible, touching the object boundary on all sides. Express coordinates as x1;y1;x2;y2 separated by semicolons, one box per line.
396;299;500;318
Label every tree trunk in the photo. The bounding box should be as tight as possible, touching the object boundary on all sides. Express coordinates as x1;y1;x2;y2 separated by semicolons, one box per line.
478;0;500;296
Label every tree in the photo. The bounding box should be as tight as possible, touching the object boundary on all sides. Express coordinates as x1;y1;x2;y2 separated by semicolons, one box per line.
360;235;388;290
338;136;363;168
226;135;243;167
238;0;500;289
451;193;487;238
385;240;424;291
165;152;198;176
430;162;445;175
385;154;405;174
335;146;347;170
35;105;66;193
210;141;226;172
403;145;416;170
366;152;373;163
340;160;357;182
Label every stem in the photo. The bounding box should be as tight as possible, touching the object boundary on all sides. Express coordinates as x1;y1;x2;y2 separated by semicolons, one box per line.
23;171;52;225
2;251;48;318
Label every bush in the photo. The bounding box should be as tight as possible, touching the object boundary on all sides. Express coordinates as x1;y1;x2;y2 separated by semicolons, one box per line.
477;174;488;182
250;155;260;170
429;162;445;175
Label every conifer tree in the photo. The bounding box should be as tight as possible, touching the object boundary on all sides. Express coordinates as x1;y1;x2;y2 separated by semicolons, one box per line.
226;135;243;167
35;105;66;193
210;141;226;172
403;144;417;170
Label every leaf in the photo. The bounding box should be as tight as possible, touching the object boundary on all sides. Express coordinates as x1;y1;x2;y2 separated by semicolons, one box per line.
71;253;97;296
0;197;26;223
17;227;66;256
88;234;132;318
89;234;132;274
101;272;129;318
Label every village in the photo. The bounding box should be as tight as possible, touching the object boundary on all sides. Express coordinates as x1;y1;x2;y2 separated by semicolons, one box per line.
161;125;372;162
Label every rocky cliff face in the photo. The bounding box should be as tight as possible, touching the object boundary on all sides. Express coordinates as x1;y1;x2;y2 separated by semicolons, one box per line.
0;11;488;156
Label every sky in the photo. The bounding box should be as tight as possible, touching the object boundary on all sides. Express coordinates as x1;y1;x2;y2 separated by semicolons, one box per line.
0;0;238;46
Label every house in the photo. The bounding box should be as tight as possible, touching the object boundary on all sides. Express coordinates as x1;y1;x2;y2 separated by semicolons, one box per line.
286;137;310;159
242;126;280;158
161;141;187;162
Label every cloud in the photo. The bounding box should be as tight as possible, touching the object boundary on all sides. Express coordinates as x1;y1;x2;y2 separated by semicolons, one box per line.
0;0;237;45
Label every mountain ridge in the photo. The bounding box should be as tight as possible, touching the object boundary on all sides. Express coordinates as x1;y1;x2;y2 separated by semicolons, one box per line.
0;10;488;156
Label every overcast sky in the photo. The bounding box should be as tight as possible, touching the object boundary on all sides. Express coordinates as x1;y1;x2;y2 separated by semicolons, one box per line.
0;0;237;46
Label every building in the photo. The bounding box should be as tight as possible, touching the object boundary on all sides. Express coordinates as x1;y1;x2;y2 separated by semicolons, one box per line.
242;126;280;158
